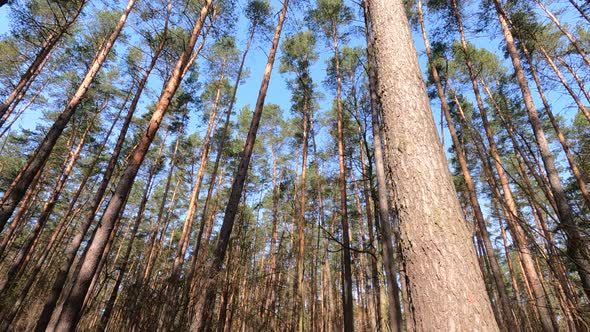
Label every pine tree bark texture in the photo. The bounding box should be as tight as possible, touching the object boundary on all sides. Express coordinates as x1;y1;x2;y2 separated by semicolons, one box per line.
415;1;515;329
366;0;499;330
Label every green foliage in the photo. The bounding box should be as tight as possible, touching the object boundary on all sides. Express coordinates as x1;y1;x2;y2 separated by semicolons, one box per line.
279;31;318;75
449;41;506;83
0;39;21;93
245;0;272;32
307;0;354;43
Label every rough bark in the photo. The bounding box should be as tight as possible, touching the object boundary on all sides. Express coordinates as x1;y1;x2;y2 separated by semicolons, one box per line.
366;0;499;330
362;2;402;330
416;1;515;329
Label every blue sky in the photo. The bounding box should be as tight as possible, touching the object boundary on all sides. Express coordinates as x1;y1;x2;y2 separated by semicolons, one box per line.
0;0;584;182
1;0;587;249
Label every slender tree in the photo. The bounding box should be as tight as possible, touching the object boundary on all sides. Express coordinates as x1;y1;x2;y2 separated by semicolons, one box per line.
192;0;289;329
0;0;135;231
491;0;590;301
52;1;214;329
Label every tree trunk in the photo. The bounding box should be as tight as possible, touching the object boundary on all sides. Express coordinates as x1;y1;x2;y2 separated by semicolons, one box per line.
0;1;86;125
416;1;514;329
32;27;167;329
191;1;288;329
568;0;590;22
489;44;590;210
451;2;554;328
0;104;101;296
493;0;590;302
330;17;355;332
170;66;225;281
99;168;154;331
534;0;590;67
52;2;213;330
0;78;49;139
0;107;121;329
141;118;183;283
0;0;134;230
538;47;590;123
362;2;402;331
366;0;499;330
293;97;309;332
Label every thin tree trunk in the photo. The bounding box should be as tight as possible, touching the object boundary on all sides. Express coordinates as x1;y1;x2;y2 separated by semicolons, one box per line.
329;16;355;332
293;90;310;332
493;0;590;302
0;1;86;124
0;104;101;296
51;2;213;330
0;78;49;139
354;102;385;332
534;0;590;67
451;2;554;328
32;34;163;329
0;107;121;329
98;168;155;331
170;66;225;281
141;117;183;283
184;22;257;294
539;47;590;122
192;2;288;329
568;0;590;22
556;55;590;104
0;0;134;230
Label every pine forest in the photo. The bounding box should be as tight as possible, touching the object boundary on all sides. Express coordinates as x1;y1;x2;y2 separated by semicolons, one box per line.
0;0;589;331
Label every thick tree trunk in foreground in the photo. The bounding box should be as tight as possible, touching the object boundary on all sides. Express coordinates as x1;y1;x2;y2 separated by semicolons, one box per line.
366;0;499;330
416;1;515;329
362;2;403;331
